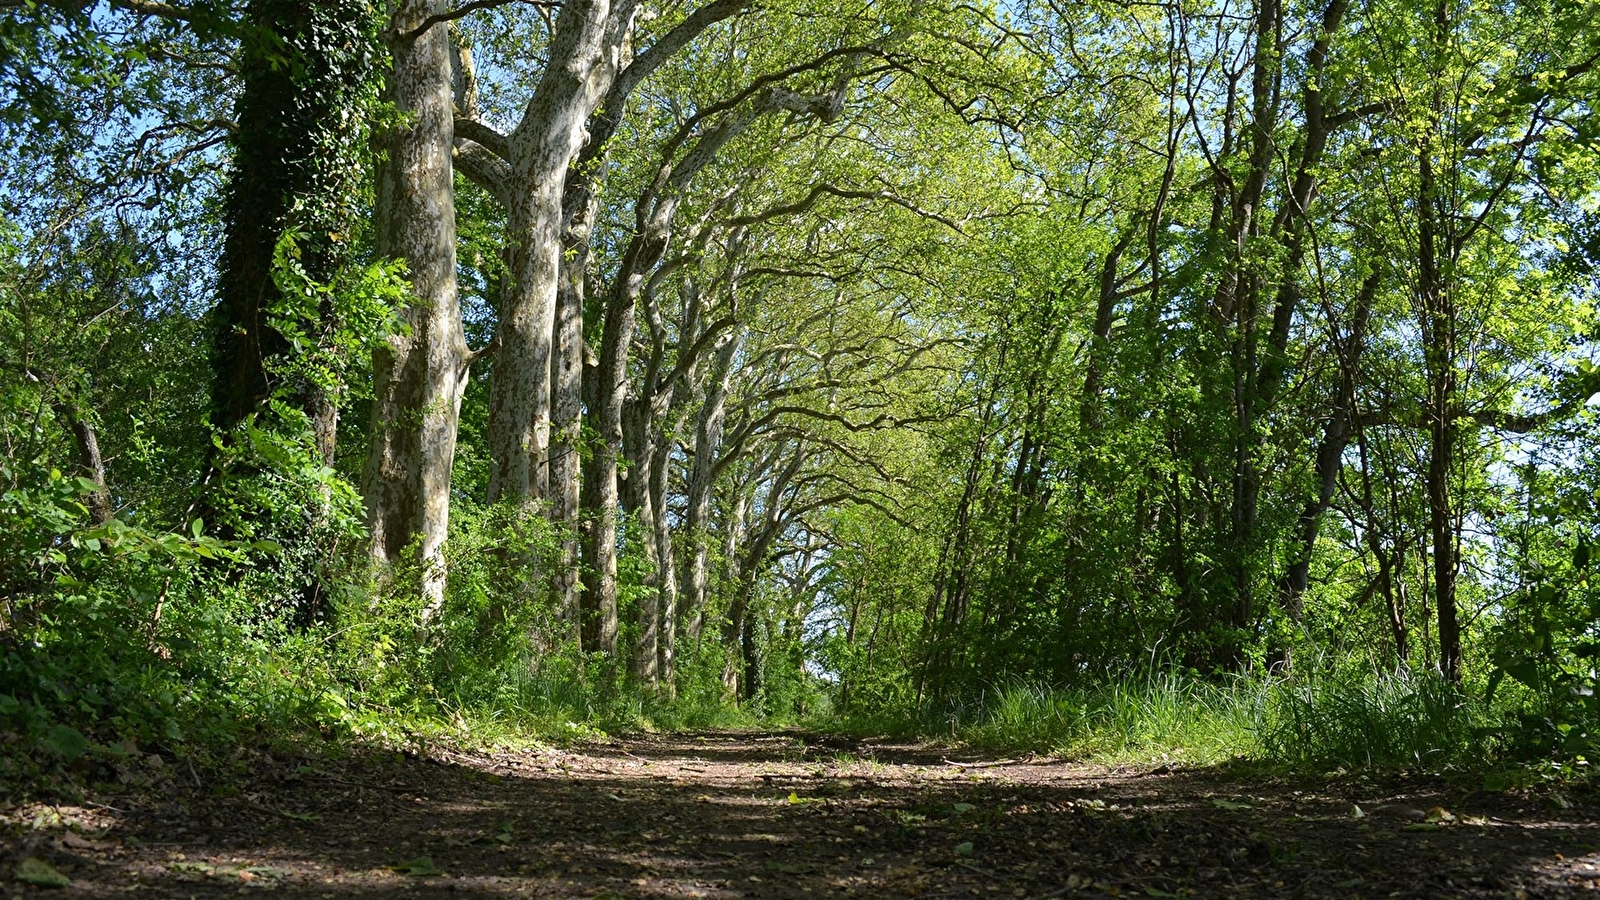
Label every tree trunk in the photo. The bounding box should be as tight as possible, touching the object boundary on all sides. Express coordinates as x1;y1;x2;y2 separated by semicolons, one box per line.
1419;143;1462;683
362;0;467;617
682;329;743;640
650;433;678;688
1277;270;1376;617
622;398;660;687
1080;223;1138;429
549;224;588;632
50;398;112;524
486;0;639;510
1209;0;1281;654
212;0;370;462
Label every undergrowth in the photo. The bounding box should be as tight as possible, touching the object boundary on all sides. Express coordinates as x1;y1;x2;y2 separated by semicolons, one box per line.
830;662;1571;776
0;464;1582;786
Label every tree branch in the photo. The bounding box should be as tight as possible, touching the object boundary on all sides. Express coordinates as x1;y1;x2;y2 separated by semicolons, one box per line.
454;117;509;159
452;138;513;206
397;0;559;43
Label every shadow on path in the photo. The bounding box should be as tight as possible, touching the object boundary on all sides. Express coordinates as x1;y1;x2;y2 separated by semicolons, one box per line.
4;731;1600;898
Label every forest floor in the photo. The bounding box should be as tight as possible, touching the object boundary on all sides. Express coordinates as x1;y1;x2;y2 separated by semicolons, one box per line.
4;731;1600;899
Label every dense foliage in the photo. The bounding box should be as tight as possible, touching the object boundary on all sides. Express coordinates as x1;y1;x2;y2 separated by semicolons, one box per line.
1;0;1597;776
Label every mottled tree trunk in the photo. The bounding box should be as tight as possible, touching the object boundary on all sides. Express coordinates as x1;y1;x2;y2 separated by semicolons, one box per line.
580;260;637;659
486;0;639;512
549;243;587;631
363;0;467;617
621;404;660;687
50;398;113;524
650;435;678;687
681;330;742;640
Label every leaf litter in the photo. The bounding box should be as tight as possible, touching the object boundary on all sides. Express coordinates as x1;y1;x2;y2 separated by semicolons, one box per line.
3;732;1600;898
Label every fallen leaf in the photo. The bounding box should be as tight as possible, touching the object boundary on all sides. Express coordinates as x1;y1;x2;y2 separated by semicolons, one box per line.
42;726;88;763
954;842;974;857
952;802;976;814
391;856;444;876
15;857;71;888
1210;799;1252;810
170;861;216;875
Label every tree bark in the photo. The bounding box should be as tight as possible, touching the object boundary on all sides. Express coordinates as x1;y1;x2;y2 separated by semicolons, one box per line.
212;0;370;463
549;225;587;631
50;398;113;524
682;328;743;641
362;0;467;617
1277;270;1376;618
1419;145;1462;683
485;0;640;509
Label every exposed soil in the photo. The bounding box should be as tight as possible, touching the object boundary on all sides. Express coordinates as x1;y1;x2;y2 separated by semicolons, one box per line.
4;731;1600;898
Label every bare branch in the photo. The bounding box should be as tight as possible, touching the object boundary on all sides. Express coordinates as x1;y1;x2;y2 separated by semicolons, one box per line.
452;138;513;206
454;117;509;159
396;0;559;43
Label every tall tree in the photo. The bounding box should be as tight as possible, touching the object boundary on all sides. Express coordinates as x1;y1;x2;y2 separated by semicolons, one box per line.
211;0;375;464
362;0;469;615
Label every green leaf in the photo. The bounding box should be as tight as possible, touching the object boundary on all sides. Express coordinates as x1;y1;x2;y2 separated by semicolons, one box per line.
42;725;87;763
14;857;70;888
1501;661;1541;690
391;857;443;876
952;802;976;813
1209;799;1252;810
1483;771;1516;792
954;842;974;856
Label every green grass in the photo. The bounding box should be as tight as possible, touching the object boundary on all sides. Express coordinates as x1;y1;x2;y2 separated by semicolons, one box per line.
953;670;1262;765
832;664;1499;772
1258;665;1486;770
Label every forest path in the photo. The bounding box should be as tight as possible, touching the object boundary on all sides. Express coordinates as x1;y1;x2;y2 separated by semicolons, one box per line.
5;730;1600;898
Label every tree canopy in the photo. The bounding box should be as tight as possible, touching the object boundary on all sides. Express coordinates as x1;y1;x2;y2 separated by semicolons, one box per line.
1;0;1598;768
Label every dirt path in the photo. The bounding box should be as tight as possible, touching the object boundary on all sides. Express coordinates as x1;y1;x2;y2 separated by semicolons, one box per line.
4;731;1600;898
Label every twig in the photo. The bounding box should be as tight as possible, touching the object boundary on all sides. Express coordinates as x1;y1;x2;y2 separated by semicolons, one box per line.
942;758;1017;769
245;800;318;823
954;859;998;879
306;775;413;794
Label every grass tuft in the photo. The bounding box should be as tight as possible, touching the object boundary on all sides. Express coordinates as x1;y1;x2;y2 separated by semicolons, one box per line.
835;663;1495;772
